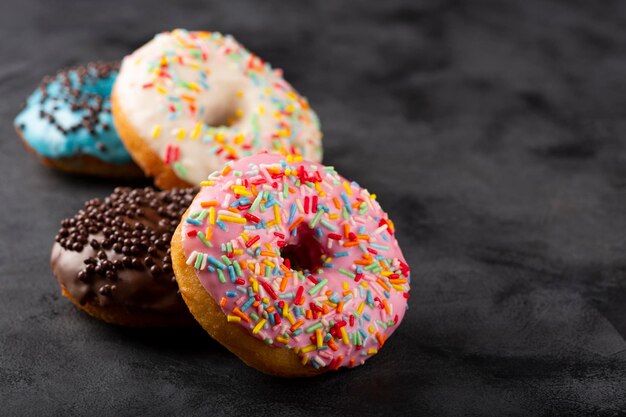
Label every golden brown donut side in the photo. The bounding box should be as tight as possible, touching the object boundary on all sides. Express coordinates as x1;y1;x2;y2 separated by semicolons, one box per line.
16;127;143;179
171;218;323;377
111;90;192;190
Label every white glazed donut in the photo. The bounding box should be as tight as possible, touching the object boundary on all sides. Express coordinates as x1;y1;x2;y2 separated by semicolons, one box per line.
112;29;323;187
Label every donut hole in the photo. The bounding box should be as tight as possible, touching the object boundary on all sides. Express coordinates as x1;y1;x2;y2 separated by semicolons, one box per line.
280;225;325;273
201;81;242;128
203;100;239;128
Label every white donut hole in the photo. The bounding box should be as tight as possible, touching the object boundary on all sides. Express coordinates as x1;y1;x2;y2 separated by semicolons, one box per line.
199;74;243;128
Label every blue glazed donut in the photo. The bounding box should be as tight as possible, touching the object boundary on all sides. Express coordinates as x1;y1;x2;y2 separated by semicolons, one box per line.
15;62;141;178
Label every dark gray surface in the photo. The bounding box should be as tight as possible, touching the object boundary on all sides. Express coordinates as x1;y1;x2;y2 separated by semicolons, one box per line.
2;0;626;416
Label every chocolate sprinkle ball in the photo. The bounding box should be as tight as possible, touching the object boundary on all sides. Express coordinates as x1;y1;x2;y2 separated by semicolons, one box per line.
38;61;118;136
50;186;198;327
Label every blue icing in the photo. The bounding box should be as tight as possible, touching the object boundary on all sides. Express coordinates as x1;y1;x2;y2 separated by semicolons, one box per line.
14;62;132;164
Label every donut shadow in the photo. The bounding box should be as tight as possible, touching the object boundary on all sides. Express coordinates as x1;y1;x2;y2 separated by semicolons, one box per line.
77;308;380;381
111;323;224;355
45;166;154;189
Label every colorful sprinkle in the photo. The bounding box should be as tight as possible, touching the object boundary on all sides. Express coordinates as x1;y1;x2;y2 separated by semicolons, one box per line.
181;154;410;371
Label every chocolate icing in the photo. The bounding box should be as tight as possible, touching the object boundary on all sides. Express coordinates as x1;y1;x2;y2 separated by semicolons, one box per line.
50;187;197;316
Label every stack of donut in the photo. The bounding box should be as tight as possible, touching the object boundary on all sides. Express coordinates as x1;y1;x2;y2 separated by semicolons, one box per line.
17;29;411;376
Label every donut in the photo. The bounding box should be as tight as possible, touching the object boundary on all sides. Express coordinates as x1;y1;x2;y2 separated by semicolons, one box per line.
112;29;323;189
51;187;197;327
171;153;411;376
15;62;142;178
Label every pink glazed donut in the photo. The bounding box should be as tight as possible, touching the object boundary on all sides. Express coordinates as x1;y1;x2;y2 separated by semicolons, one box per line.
171;153;410;376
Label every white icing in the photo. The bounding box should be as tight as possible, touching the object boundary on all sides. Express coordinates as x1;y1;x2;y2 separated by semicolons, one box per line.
114;29;323;184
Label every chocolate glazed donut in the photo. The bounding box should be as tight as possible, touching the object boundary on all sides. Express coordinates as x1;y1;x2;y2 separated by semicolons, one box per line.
51;187;198;327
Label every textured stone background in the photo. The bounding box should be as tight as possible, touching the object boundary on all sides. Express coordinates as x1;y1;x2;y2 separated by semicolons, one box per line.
1;0;626;415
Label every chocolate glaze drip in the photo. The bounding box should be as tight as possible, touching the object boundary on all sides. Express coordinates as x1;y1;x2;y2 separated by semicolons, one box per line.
50;187;197;315
36;61;118;136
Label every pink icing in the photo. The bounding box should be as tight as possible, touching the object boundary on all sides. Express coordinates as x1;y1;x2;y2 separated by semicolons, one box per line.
181;153;410;370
